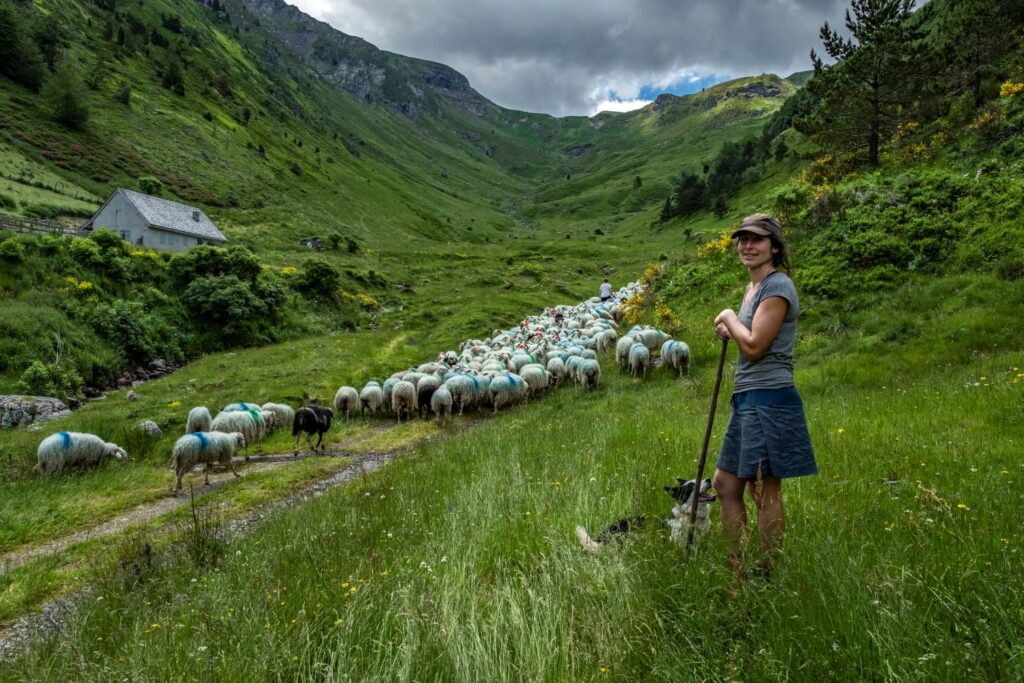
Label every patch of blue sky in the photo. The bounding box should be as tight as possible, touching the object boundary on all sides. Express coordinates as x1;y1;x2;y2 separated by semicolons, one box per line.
636;73;729;100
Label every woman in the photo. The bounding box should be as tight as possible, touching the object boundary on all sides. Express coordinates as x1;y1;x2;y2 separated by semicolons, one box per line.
712;213;816;579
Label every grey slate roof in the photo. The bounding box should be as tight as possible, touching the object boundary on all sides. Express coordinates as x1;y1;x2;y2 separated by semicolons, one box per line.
117;189;227;242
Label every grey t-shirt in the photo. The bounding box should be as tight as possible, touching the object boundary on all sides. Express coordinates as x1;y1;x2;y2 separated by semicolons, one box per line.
733;271;799;393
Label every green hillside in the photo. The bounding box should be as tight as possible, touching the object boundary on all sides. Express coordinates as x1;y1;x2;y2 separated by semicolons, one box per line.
1;0;1024;676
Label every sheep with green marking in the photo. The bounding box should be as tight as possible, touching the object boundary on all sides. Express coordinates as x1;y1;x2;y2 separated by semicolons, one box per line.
211;409;264;459
172;431;245;494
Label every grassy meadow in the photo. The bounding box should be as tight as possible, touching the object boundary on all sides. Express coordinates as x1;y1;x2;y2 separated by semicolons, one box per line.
3;333;1021;680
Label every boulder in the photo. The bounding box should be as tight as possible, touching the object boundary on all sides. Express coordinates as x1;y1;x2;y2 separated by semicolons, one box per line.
0;395;72;430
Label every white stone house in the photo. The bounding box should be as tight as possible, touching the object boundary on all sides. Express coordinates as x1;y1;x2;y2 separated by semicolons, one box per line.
81;189;227;252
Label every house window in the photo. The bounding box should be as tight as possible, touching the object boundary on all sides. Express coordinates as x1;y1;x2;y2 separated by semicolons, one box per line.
159;233;167;245
119;230;130;241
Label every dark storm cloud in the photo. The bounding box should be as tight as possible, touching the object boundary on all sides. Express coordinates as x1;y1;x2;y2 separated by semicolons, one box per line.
293;0;852;116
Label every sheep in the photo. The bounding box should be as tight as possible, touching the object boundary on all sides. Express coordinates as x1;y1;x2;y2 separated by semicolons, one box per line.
292;406;334;455
417;375;441;419
595;328;618;353
172;431;245;494
211;409;264;459
628;343;651;379
223;402;261;413
660;340;692;377
185;406;212;434
636;328;671;352
579;359;601;390
391;380;417;423
444;374;476;415
546;357;566;386
382;377;400;416
519;364;549;397
261;403;295;434
35;432;127;475
359;382;384;418
333;386;361;420
431;385;453;425
488;374;522;414
615;335;635;368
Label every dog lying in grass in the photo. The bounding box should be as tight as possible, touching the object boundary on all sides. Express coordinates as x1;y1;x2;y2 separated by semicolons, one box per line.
576;478;717;553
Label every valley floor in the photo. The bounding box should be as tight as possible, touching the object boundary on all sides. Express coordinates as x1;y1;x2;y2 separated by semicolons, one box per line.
3;343;1022;680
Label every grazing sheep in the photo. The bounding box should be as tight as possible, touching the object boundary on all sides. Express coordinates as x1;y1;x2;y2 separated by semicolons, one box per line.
488;374;520;415
431;385;453;425
333;386;362;420
185;406;212;434
359;382;384;418
596;328;618;353
382;377;400;416
261;403;295;434
660;340;692;377
628;343;651;379
211;409;264;459
292;406;334;455
391;380;417;423
636;328;671;352
172;431;245;494
35;432;127;475
615;335;635;368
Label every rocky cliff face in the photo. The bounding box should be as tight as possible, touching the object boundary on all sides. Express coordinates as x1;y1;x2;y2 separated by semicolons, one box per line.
241;0;495;118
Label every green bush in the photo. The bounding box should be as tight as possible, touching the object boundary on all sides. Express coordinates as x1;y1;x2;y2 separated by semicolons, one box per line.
0;193;17;210
88;299;183;365
182;275;268;346
293;258;340;299
170;245;261;285
19;359;83;399
69;237;104;268
0;237;26;261
137;176;163;195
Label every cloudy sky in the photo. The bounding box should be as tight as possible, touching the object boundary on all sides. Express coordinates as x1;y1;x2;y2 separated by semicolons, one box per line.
290;0;852;117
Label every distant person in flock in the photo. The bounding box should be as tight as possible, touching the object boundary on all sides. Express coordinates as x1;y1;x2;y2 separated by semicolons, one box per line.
599;277;612;302
712;212;816;580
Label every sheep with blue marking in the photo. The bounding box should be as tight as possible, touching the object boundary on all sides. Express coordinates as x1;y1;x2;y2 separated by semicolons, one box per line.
660;340;692;377
35;432;127;475
185;406;212;434
615;335;635;368
431;385;453;424
223;402;261;413
172;431;245;494
211;409;264;459
579;358;601;390
628;343;651;379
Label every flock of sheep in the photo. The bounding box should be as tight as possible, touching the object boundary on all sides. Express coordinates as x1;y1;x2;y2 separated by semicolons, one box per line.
33;281;692;493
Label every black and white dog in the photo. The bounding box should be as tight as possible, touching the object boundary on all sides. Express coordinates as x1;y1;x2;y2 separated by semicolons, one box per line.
575;478;717;553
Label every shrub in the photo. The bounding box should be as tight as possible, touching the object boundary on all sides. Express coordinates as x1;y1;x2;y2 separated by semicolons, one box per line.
997;258;1024;281
293;259;340;299
88;300;158;364
0;237;26;261
19;359;83;398
69;237;105;268
182;275;267;346
88;227;129;254
138;176;163;195
0;193;16;210
170;245;261;285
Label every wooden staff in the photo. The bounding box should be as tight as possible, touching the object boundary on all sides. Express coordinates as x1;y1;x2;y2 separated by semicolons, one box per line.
686;338;729;554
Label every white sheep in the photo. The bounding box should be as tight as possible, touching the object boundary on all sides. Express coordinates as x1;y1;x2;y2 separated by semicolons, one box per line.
211;409;264;459
431;385;453;425
333;386;361;420
519;364;549;397
261;403;295;434
660;340;692;377
185;406;212;434
628;343;651;379
172;431;245;494
615;335;635;368
223;402;261;413
359;382;384;418
579;358;601;390
35;432;127;475
391;380;417;423
546;357;566;386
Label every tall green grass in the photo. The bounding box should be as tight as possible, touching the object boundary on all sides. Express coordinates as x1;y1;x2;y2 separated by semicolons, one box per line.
6;345;1022;680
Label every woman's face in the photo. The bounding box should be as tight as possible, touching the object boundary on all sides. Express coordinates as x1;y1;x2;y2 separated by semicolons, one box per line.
735;232;777;270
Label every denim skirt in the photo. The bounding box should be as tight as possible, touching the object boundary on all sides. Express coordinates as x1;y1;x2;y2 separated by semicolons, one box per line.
716;386;817;479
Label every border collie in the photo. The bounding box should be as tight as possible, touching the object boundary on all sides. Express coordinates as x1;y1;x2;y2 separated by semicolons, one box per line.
575;478;717;553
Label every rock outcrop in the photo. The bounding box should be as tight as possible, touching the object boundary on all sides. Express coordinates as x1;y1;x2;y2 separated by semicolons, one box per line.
0;396;72;430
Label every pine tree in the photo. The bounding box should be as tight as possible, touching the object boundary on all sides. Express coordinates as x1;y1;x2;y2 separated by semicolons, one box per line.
659;196;673;223
42;62;90;129
800;0;923;166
